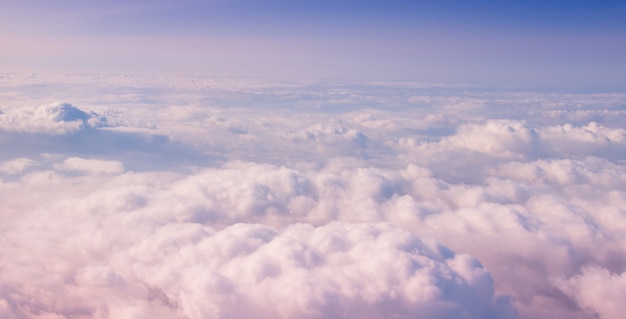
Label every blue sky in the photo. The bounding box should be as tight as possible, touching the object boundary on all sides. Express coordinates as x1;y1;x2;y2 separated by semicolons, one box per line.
2;0;625;87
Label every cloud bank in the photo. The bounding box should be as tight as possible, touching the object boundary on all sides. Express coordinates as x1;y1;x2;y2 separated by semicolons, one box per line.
1;72;625;319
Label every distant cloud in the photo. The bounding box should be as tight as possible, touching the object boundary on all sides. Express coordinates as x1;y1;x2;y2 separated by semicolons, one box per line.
409;120;626;164
54;157;124;174
0;102;107;135
443;120;537;159
0;158;36;175
538;122;626;159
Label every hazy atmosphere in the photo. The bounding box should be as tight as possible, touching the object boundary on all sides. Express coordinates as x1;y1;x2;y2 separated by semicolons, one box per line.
1;1;625;319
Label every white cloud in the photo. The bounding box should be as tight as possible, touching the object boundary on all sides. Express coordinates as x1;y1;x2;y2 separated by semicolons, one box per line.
0;102;107;135
537;122;626;159
3;156;623;318
54;157;124;174
0;183;517;319
556;267;626;319
442;120;537;159
2;72;626;319
0;158;36;174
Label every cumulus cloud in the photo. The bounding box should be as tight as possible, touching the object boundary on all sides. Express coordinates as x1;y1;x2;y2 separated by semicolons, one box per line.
0;101;206;171
0;102;107;135
403;119;626;180
2;72;626;319
555;266;626;319
442;120;538;159
2;156;622;318
538;122;626;159
0;191;517;319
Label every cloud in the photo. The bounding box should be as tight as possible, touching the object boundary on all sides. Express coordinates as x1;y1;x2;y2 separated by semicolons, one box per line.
2;72;626;319
442;120;538;159
0;190;517;319
282;122;368;155
0;101;211;171
3;155;623;318
538;122;626;159
555;266;626;319
0;158;36;175
0;102;107;135
404;120;626;176
54;157;124;174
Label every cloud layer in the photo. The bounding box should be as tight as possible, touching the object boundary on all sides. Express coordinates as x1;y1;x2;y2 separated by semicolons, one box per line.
1;72;626;319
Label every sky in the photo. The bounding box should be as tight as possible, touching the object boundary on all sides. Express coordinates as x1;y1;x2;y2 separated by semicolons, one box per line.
1;0;626;87
1;1;626;319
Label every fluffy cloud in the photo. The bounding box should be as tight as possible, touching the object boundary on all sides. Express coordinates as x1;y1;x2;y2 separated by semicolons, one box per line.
0;188;517;319
2;72;626;319
413;119;626;162
442;120;538;159
556;267;626;319
538;122;626;159
2;156;622;318
0;102;107;135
